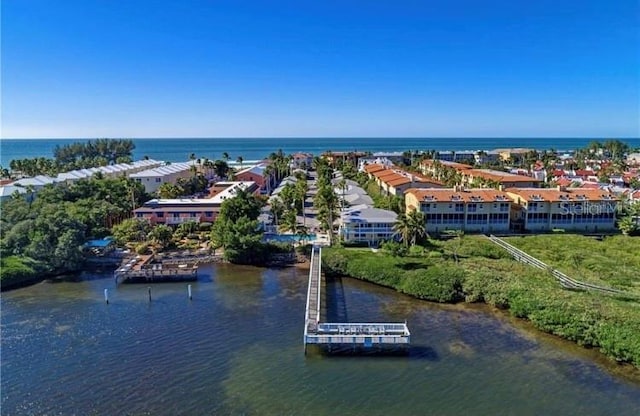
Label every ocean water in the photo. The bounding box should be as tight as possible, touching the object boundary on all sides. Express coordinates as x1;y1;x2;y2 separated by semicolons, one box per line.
2;137;639;167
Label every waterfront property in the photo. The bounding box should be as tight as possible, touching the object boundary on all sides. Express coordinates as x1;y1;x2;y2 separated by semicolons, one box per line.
505;187;618;232
233;163;275;194
338;205;398;246
134;181;258;225
303;246;410;352
405;187;512;234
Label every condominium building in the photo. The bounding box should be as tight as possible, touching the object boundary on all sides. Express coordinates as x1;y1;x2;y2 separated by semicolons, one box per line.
506;187;618;232
364;164;443;196
134;181;258;225
405;188;512;234
129;162;196;194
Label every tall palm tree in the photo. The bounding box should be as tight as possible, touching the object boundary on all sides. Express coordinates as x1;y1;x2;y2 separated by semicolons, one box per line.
393;211;427;246
236;156;244;170
393;213;412;247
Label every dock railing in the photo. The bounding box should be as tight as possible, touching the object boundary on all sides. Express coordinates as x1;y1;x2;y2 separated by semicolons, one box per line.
303;245;410;352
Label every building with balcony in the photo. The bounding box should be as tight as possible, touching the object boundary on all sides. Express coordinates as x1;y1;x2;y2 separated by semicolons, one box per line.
133;181;259;225
505;187;618;232
405;188;512;234
338;205;398;246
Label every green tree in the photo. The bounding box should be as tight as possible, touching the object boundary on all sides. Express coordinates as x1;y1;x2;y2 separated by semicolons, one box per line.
148;224;174;249
112;218;152;245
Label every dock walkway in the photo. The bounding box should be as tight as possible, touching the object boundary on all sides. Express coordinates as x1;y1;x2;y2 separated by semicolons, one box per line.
303;245;410;352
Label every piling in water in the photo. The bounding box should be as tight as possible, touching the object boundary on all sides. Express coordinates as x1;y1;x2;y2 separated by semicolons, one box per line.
188;284;192;300
104;289;109;304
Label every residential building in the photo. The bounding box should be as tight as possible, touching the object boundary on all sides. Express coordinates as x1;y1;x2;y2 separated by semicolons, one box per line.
129;162;195;194
435;150;475;162
338;205;398;246
290;152;314;169
463;168;541;188
234;163;273;194
134;181;259;225
505;187;618;232
365;164;443;196
56;159;163;184
405;188;512;234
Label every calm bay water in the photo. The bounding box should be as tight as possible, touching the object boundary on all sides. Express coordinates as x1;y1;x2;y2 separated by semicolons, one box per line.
2;264;639;415
2;137;640;167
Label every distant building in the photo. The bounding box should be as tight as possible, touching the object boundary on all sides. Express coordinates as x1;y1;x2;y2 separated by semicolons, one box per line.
364;164;443;196
290;152;314;169
234;163;273;194
405;188;512;234
129;162;195;194
463;168;540;188
505;187;618;232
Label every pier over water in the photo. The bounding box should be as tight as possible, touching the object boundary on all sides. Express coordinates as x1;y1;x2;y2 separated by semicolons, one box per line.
303;246;410;353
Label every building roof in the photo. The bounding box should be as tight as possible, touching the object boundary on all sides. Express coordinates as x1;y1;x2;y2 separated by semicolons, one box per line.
406;188;512;203
466;168;540;183
364;163;387;174
340;206;397;224
505;187;617;202
137;181;257;210
235;164;267;177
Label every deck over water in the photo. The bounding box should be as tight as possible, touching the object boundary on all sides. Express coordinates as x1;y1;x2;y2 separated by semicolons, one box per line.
304;246;410;351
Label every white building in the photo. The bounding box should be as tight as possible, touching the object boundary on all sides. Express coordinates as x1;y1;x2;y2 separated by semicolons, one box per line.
338;205;398;246
129;162;195;194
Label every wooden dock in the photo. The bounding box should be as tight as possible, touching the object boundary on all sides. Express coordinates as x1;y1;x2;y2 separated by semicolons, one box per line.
115;254;199;284
303;245;410;353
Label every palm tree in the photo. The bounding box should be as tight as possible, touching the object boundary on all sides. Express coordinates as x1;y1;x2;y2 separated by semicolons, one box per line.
222;152;230;162
393;213;412;247
236;156;244;170
393;210;427;246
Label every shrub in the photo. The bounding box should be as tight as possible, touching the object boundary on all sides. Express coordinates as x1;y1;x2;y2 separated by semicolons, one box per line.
400;266;464;302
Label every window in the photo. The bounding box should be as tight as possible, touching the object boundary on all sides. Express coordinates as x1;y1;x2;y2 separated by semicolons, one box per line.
454;203;464;212
156;212;164;218
468;203;477;212
155;178;162;183
136;213;143;218
204;211;213;217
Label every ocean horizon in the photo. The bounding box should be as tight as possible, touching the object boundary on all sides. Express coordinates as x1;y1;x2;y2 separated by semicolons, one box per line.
2;137;639;167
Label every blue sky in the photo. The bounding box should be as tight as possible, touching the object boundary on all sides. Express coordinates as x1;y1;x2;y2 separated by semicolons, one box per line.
2;0;638;138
